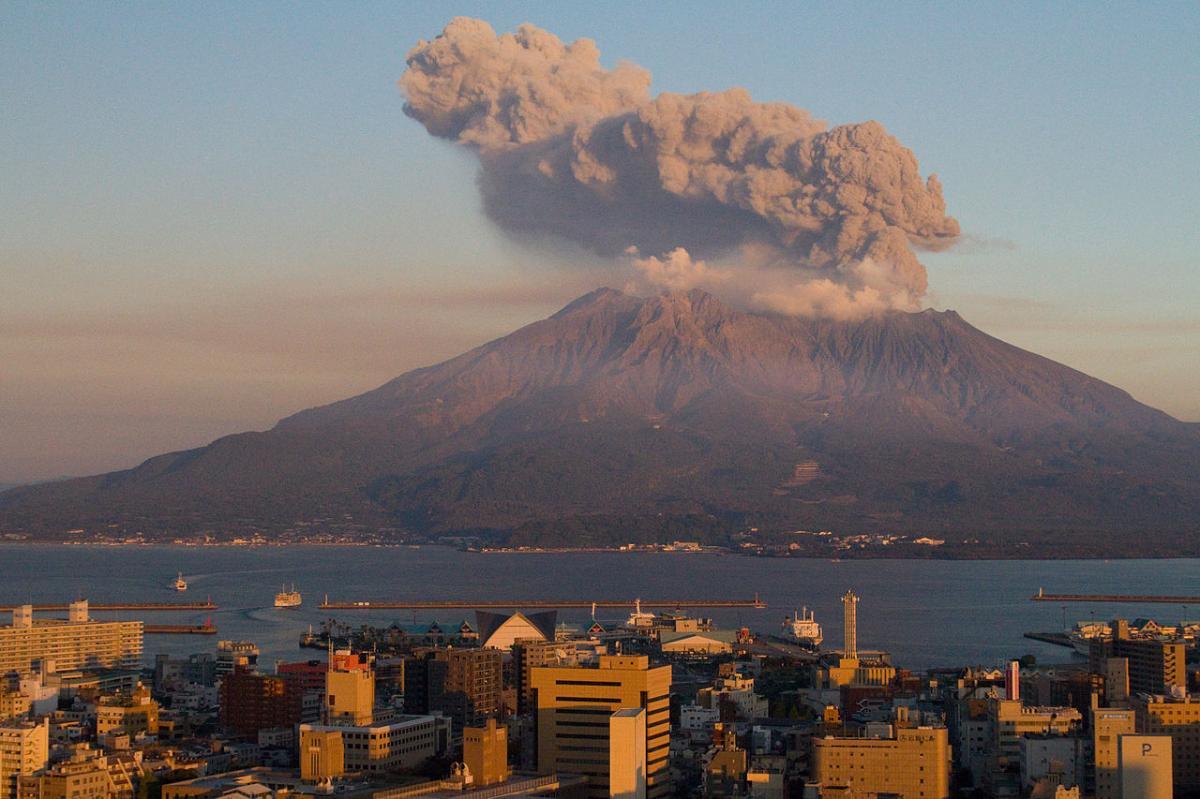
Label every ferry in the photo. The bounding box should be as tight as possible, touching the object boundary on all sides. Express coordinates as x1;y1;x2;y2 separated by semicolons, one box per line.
274;585;302;608
173;572;188;592
624;599;656;630
782;607;823;648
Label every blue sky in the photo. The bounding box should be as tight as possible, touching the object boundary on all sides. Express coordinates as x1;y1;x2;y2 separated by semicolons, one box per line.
2;2;1198;481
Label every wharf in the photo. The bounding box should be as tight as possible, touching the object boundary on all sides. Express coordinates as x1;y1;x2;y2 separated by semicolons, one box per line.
1023;631;1076;649
320;597;767;610
145;624;217;635
1032;592;1200;604
0;601;218;612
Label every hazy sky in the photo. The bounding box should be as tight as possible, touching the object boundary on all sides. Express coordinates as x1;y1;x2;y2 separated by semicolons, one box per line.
2;2;1198;483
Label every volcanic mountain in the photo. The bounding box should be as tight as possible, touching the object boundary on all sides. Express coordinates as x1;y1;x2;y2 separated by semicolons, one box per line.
3;288;1198;555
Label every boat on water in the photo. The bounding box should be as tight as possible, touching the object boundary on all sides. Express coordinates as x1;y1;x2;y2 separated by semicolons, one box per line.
782;607;823;648
624;599;656;630
274;585;302;608
173;572;188;592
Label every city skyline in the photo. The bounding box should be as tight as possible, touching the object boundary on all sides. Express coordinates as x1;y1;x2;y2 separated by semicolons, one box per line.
3;3;1198;482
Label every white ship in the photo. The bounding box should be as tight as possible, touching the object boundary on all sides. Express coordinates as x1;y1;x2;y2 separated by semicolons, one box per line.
173;572;188;592
782;607;823;648
274;585;302;608
624;599;656;630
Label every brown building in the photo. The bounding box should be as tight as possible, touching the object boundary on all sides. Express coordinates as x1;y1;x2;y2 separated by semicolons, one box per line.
810;727;951;799
218;666;303;736
512;641;570;716
405;648;502;735
1133;694;1200;792
463;719;509;787
96;687;158;740
530;655;671;799
1089;621;1186;696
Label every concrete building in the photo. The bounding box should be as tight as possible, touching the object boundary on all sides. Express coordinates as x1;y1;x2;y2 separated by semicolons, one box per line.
1092;707;1136;799
511;641;573;716
218;667;303;736
463;719;509;787
990;699;1082;768
0;604;141;675
1018;734;1085;793
325;652;373;726
816;592;895;690
297;714;451;774
608;709;645;799
696;674;767;721
1089;621;1185;696
809;727;950;799
404;649;501;735
1119;734;1172;799
1133;693;1200;791
96;687;159;739
298;727;344;782
15;746;132;799
0;721;49;799
530;655;671;799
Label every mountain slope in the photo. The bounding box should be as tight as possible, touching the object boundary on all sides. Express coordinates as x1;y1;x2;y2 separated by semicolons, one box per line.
2;288;1197;554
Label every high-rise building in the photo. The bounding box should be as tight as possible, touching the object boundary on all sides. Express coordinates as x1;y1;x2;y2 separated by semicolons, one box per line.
1089;621;1185;696
512;640;571;716
463;718;509;787
817;593;895;690
530;655;671;799
0;721;49;799
1092;707;1136;799
809;727;951;799
1133;694;1200;791
404;648;501;735
1004;661;1020;702
0;604;141;675
325;652;374;726
218;665;304;736
1119;734;1173;799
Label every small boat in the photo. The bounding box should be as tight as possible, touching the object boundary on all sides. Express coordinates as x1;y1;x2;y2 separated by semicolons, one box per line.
274;584;302;608
624;598;655;630
173;572;188;592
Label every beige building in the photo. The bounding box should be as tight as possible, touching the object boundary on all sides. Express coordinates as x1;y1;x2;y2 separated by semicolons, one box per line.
298;727;344;782
530;655;670;799
96;687;158;740
325;654;374;727
463;719;509;787
298;714;450;774
990;700;1081;767
15;746;132;799
0;604;141;675
1119;734;1172;799
1133;694;1200;791
608;709;645;799
810;727;950;799
1092;707;1136;799
0;721;49;799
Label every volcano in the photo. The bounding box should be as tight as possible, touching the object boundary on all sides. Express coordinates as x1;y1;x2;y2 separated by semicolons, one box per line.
3;288;1197;555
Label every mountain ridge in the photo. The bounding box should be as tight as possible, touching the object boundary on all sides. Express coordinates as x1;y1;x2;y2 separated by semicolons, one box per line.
2;288;1197;555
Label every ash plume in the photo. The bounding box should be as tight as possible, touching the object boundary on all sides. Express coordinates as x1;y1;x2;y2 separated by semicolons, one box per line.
401;17;959;317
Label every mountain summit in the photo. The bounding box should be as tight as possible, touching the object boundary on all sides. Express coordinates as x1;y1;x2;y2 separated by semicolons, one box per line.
3;288;1197;554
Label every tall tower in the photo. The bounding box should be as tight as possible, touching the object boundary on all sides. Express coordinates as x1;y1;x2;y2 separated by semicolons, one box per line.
841;590;859;659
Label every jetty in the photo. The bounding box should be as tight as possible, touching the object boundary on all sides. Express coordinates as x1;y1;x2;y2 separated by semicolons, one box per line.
1032;589;1199;604
1023;631;1075;649
320;596;767;610
0;600;218;612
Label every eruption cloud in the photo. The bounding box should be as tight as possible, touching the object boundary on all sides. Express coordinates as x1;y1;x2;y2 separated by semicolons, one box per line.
400;17;959;318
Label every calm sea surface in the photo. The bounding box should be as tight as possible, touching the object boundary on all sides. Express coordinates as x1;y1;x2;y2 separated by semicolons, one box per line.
1;546;1196;670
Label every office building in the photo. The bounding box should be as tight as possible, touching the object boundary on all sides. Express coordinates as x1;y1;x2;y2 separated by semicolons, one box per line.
0;603;141;675
1133;693;1200;791
1119;735;1172;799
990;699;1081;767
0;721;49;799
325;652;373;726
463;718;509;787
608;709;645;799
15;747;132;799
96;687;159;739
512;641;572;716
1092;707;1136;799
298;714;451;774
298;727;344;782
809;727;950;799
530;655;670;799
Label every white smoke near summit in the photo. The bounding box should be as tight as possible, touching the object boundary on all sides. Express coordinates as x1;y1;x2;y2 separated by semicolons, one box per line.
400;17;960;318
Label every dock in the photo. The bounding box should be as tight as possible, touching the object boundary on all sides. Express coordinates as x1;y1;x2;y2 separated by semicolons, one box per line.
319;597;767;610
145;624;217;635
1032;592;1199;604
0;601;218;612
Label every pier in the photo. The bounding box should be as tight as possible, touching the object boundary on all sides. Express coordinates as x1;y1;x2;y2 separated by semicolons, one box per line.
1023;631;1075;649
0;601;218;612
319;596;767;610
1032;590;1199;604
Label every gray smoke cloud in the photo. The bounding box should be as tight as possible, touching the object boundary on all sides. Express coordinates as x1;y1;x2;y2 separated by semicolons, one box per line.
400;17;960;317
